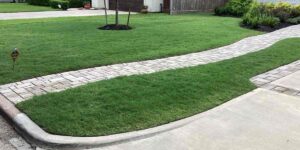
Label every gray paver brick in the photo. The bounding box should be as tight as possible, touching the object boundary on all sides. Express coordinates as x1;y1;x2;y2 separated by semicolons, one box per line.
251;60;300;96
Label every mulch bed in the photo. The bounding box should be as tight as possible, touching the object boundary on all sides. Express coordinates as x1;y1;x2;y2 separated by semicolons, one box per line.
241;22;294;32
98;24;132;30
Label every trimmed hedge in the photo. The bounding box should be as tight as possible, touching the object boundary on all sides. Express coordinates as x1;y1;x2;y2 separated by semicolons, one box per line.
49;0;69;10
215;0;253;17
27;0;50;6
69;0;85;8
28;0;84;8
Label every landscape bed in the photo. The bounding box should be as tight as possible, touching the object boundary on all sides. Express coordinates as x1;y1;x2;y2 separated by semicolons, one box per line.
17;38;300;136
0;13;261;84
0;3;57;13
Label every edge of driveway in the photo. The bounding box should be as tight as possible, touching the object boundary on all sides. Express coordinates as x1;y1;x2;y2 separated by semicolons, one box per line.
0;89;261;149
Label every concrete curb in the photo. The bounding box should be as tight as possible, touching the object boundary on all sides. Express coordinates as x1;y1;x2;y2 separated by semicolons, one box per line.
0;89;262;149
0;87;277;149
0;92;211;149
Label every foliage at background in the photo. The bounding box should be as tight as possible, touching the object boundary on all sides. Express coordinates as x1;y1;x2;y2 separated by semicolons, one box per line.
27;0;50;6
49;0;69;10
215;0;253;17
28;0;86;8
242;1;300;28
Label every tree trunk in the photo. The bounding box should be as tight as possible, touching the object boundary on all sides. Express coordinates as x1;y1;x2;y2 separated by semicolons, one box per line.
115;0;119;25
127;8;131;27
104;0;108;25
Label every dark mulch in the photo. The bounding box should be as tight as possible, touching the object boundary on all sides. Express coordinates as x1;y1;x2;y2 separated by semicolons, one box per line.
98;24;132;30
241;22;293;32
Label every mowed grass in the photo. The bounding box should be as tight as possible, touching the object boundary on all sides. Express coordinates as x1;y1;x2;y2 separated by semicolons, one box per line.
0;13;261;84
17;38;300;136
0;3;57;13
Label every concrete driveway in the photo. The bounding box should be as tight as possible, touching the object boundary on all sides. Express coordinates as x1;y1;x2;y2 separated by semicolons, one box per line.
0;116;32;150
0;9;131;20
97;88;300;150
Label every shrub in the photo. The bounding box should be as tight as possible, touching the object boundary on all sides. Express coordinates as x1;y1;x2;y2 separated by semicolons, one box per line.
68;0;84;8
242;1;280;28
28;0;83;7
215;0;253;17
287;16;300;24
272;2;293;22
291;5;300;17
27;0;50;6
49;0;69;10
215;5;230;15
260;14;280;27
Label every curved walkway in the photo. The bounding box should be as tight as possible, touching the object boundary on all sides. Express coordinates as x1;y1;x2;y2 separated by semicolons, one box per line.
1;25;300;104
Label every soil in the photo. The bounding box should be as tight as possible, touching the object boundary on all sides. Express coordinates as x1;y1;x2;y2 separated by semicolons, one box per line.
98;24;132;30
241;22;293;32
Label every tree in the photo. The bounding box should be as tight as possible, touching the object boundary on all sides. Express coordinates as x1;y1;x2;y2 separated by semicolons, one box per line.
99;0;132;30
104;0;108;25
115;0;119;25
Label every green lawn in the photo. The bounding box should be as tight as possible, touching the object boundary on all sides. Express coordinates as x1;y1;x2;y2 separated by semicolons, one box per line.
17;38;300;137
0;14;261;84
0;3;57;13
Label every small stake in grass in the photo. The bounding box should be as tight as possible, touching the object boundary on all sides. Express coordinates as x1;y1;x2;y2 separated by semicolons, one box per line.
11;48;19;71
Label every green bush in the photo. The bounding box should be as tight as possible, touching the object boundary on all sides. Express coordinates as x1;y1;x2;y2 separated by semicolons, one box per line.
49;0;69;10
28;0;83;7
215;5;230;16
287;16;300;24
215;0;253;16
27;0;50;6
260;14;280;27
242;1;280;28
291;5;300;17
272;2;293;22
68;0;84;8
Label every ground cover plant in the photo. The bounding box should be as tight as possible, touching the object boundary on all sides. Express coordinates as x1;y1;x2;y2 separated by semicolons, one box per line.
0;3;57;13
242;2;300;30
17;38;300;136
216;0;300;31
0;14;261;84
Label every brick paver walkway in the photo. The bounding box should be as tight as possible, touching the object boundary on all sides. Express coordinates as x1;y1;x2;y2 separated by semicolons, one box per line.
251;60;300;97
1;25;300;104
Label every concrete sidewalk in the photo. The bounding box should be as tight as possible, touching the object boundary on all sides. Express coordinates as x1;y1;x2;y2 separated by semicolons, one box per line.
0;9;130;20
96;89;300;150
